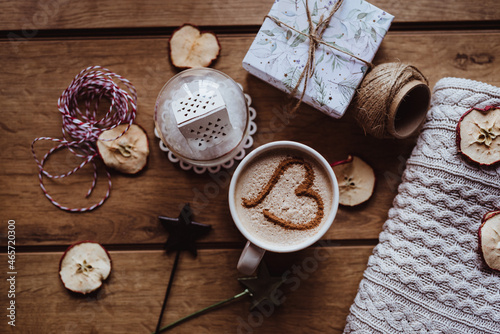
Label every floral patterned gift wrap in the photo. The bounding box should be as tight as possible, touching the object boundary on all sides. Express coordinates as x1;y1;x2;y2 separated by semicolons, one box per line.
242;0;393;118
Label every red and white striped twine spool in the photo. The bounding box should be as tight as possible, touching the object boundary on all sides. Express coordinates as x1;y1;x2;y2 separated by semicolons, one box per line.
31;66;137;212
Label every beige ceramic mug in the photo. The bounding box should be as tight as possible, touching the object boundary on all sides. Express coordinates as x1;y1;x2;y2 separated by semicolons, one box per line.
228;141;339;274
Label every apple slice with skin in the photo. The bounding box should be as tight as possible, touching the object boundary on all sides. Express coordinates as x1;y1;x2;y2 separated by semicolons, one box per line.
479;210;500;272
59;241;112;294
331;155;376;206
457;106;500;166
97;124;149;174
169;24;221;69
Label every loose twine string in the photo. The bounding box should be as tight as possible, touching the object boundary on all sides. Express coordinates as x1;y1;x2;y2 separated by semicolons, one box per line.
351;62;429;138
265;0;373;115
31;66;137;212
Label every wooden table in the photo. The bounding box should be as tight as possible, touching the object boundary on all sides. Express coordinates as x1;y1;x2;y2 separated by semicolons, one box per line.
1;1;499;333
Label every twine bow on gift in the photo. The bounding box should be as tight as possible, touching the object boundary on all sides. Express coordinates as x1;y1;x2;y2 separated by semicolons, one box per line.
265;0;373;114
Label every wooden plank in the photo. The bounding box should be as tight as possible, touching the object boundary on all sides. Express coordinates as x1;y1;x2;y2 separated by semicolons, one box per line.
0;0;499;32
1;31;499;246
0;246;373;333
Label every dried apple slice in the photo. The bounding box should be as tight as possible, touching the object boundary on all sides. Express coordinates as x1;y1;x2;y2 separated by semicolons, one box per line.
331;155;376;206
479;210;500;271
169;24;221;68
97;124;149;174
457;106;500;166
59;241;112;294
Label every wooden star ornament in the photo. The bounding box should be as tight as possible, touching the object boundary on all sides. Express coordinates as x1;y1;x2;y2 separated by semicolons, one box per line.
159;203;212;256
238;262;286;311
154;203;211;333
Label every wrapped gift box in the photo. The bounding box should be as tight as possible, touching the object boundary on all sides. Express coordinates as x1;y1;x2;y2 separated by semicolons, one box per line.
242;0;394;118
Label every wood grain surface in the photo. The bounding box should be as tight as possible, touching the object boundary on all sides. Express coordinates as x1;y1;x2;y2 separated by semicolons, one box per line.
1;0;499;333
0;0;499;31
1;246;373;333
1;31;499;247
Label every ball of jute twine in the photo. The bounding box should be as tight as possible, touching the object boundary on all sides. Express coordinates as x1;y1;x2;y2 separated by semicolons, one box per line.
351;62;430;139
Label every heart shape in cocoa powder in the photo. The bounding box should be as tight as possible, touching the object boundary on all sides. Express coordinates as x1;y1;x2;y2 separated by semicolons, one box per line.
241;156;324;230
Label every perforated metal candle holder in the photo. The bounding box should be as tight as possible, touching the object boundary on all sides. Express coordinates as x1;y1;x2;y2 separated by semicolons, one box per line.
154;68;257;173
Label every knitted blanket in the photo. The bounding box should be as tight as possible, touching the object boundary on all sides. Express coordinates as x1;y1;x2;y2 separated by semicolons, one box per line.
344;77;500;334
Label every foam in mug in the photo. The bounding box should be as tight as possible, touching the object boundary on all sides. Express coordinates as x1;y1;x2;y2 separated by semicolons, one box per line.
234;149;334;247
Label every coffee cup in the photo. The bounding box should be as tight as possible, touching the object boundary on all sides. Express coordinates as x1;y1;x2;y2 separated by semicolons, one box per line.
228;141;339;274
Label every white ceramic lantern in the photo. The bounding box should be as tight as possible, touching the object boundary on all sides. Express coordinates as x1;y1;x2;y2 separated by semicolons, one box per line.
154;68;249;167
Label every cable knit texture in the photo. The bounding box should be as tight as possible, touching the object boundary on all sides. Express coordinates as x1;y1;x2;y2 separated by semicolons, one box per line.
344;78;500;334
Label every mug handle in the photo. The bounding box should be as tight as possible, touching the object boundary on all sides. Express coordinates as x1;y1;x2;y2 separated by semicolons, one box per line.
237;241;266;275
